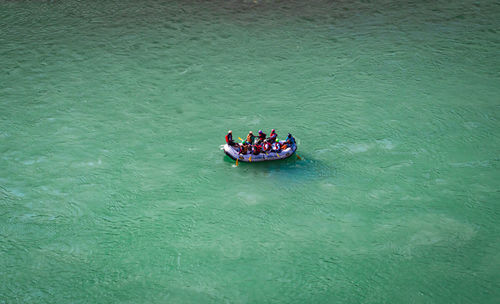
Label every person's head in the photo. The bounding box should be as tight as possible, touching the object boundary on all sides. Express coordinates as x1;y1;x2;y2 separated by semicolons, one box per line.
271;129;275;133
228;130;232;134
287;133;292;137
259;130;263;134
249;131;253;134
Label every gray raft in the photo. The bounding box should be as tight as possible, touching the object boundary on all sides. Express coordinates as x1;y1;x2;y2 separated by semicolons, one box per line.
223;143;297;162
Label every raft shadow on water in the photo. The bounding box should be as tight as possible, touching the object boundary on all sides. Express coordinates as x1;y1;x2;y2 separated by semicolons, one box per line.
223;153;335;182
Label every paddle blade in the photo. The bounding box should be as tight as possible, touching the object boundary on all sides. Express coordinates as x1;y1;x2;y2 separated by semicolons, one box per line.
297;154;302;160
238;137;244;141
236;159;239;166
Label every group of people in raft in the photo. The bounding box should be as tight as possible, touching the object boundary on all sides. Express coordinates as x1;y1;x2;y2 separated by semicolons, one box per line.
225;129;296;155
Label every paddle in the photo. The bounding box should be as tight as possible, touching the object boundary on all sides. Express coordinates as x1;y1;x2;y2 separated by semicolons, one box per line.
236;158;239;166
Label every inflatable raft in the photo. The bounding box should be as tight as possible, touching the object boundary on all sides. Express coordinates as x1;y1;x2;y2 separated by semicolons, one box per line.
223;142;297;163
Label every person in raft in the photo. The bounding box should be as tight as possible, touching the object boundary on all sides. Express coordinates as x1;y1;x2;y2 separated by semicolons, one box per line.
245;131;255;145
282;133;295;149
267;129;277;144
225;130;237;146
239;142;250;155
256;130;266;144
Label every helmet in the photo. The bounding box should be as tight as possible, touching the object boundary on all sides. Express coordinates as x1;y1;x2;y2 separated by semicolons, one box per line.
228;130;232;133
287;133;291;137
271;129;275;132
249;131;253;134
259;130;263;134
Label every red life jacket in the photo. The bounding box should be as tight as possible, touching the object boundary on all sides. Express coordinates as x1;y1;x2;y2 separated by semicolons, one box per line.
269;131;277;142
272;142;281;152
225;133;232;144
263;142;271;151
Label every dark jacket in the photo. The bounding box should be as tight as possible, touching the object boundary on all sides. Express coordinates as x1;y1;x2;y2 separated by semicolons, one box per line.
225;133;233;144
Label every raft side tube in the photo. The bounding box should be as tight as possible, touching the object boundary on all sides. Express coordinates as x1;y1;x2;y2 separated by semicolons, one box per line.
223;144;297;163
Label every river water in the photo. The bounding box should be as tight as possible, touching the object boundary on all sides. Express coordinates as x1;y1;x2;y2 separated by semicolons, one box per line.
1;0;499;303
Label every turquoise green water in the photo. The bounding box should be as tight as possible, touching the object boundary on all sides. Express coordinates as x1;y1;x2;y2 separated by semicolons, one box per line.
1;0;499;302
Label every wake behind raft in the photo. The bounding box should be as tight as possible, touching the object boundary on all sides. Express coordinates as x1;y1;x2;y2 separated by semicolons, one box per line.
222;132;298;163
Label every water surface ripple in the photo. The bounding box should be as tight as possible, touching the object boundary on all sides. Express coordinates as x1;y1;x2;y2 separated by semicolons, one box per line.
1;0;499;303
